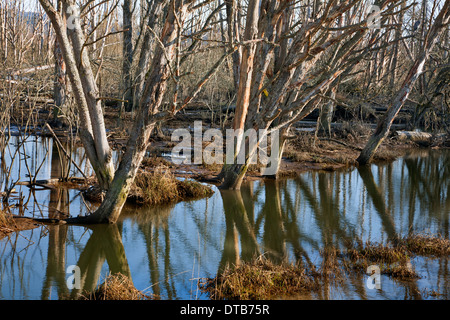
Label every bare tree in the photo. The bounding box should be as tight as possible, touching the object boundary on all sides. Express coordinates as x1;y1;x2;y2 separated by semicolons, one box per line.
218;0;399;189
36;0;233;223
357;0;450;165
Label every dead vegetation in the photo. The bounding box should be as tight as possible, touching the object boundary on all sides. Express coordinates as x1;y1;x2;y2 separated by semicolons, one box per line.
130;166;214;206
0;210;12;239
200;233;449;300
338;242;420;280
0;210;42;240
398;233;450;256
80;273;153;300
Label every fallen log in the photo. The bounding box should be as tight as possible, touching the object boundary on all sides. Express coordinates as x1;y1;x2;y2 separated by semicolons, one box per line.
394;131;433;144
394;131;448;146
12;64;55;76
12;215;67;225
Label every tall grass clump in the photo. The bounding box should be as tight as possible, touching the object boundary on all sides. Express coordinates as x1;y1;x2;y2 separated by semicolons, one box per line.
130;165;214;206
199;257;319;300
80;273;153;300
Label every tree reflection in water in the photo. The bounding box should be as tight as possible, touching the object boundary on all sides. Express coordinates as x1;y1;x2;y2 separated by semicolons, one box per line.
0;142;448;300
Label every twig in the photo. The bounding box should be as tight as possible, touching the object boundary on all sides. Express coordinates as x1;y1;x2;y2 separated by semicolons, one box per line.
44;123;88;179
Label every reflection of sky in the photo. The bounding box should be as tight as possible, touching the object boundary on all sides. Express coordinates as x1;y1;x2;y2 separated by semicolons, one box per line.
0;138;448;299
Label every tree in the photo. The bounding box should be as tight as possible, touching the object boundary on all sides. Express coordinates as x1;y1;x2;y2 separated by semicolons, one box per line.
357;0;450;165
218;0;398;190
52;0;70;128
38;0;232;223
39;0;115;192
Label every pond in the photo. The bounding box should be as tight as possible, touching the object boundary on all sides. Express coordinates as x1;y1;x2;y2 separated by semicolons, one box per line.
0;134;448;300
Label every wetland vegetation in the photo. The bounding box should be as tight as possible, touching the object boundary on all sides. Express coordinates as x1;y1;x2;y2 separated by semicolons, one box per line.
0;0;449;301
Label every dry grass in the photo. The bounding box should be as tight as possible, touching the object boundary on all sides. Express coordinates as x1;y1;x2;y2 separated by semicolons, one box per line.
83;164;214;206
81;273;153;300
140;155;172;168
201;234;447;299
1;208;43;239
339;242;420;280
398;233;450;256
344;242;410;264
130;165;214;206
199;257;318;300
0;210;13;238
336;235;450;280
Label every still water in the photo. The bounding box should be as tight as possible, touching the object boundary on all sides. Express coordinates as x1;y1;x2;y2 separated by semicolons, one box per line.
0;135;448;300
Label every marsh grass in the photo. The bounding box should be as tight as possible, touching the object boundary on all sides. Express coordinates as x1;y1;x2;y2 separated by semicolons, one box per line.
130;165;214;206
398;233;450;256
337;240;421;280
201;234;448;299
199;258;318;300
81;273;153;300
82;164;214;206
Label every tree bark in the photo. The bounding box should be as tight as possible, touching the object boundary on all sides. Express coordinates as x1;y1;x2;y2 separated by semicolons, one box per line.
122;0;134;111
132;0;164;109
53;37;69;127
317;87;337;137
219;0;260;190
39;0;116;190
63;0;114;188
224;0;242;91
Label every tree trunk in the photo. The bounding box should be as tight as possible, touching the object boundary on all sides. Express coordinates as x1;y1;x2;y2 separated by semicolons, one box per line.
219;0;260;190
317;87;336;137
122;0;134;111
39;0;115;190
67;0;187;223
357;0;450;165
132;0;164;109
224;0;242;91
232;0;259;132
53;37;69;127
63;0;115;188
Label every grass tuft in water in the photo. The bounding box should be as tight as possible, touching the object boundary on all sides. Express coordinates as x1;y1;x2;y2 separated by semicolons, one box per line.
130;165;214;206
398;233;450;256
84;165;214;206
200;234;448;300
80;273;154;300
199;257;318;300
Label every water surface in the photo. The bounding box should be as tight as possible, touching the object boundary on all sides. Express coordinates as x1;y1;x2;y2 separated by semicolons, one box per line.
0;135;448;299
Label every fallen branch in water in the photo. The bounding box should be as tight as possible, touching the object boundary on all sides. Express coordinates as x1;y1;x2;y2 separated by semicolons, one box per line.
44;123;88;179
394;131;448;146
15;177;90;187
12;215;67;225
